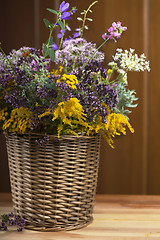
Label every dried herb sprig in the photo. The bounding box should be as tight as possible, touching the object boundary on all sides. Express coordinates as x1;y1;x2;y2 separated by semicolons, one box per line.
0;212;26;232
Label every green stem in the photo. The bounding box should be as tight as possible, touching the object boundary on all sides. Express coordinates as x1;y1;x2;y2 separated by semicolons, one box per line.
59;34;64;50
43;15;60;58
109;79;120;85
80;1;98;38
58;20;66;50
82;38;108;69
109;74;124;86
44;28;54;58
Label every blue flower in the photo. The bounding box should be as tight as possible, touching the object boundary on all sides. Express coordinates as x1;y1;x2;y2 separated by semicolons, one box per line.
72;28;81;38
52;42;58;50
59;1;70;13
73;32;80;38
57;29;66;38
59;1;72;20
61;11;72;20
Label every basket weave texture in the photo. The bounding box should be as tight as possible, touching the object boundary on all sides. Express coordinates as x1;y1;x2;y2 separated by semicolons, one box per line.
5;132;101;231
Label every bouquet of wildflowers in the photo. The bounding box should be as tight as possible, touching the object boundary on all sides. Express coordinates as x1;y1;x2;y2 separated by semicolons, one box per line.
0;1;150;147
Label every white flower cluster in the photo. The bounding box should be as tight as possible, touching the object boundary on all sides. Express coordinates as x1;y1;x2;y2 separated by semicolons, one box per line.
109;48;150;72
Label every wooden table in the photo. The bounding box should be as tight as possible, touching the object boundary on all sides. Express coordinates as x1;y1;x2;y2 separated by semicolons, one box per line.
1;193;160;239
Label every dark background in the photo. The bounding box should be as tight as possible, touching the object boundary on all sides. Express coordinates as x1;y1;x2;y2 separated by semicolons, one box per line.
0;0;159;194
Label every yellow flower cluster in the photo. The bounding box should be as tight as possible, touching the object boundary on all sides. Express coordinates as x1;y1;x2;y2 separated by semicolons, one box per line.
2;107;32;134
82;103;134;147
39;99;134;147
0;108;8;122
52;98;88;136
57;74;78;89
39;98;88;136
38;109;51;118
101;113;134;148
50;66;63;76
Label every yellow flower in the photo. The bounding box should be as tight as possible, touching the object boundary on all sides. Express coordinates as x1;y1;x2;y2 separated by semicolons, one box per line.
107;69;112;74
57;74;78;89
2;107;32;134
38;110;51;118
102;113;134;148
50;66;63;76
59;66;63;73
85;112;134;148
52;98;87;136
38;98;88;136
0;108;8;122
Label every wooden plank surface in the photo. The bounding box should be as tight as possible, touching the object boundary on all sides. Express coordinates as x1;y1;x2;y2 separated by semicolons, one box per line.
148;0;160;194
0;0;160;196
1;194;160;239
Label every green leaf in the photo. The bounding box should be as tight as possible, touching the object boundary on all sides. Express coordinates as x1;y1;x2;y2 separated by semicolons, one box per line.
43;36;54;57
47;8;58;15
120;28;123;34
43;44;48;57
1;214;9;222
48;48;55;62
58;20;65;31
126;103;138;108
46;82;58;90
43;18;51;28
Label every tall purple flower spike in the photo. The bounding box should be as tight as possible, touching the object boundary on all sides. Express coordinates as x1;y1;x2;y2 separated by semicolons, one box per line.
59;1;72;20
59;1;70;13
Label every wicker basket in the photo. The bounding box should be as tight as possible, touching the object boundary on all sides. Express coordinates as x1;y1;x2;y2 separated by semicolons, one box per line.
5;132;101;231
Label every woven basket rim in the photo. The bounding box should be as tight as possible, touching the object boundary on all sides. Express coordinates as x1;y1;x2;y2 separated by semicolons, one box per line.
4;131;99;140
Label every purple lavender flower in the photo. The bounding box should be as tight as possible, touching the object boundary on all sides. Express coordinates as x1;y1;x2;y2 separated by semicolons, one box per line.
0;212;26;231
4;89;27;108
55;38;104;72
74;62;118;122
56;61;118;123
0;46;58;135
